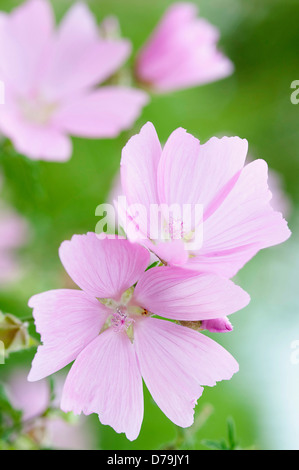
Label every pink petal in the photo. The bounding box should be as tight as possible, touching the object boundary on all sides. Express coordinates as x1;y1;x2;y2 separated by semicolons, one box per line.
0;206;29;249
28;289;109;381
0;109;72;161
190;159;291;277
157;127;201;211
8;371;50;420
56;2;99;41
134;318;238;427
151;239;188;265
158;130;248;216
201;317;233;333
0;251;22;285
59;233;150;300
136;3;233;92
41;3;130;100
120;122;162;238
136;3;198;85
61;328;143;441
52;87;148;137
152;49;233;93
133;266;250;321
0;0;53;94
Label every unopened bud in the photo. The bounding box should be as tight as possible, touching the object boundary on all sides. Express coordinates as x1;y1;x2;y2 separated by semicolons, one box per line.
0;312;37;356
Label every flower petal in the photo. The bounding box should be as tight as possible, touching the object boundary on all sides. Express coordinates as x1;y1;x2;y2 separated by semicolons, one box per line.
190;159;291;277
158;130;248;215
133;266;250;321
151;239;188;266
61;328;143;441
136;3;198;87
42;3;130;100
53;87;148;137
59;233;150;300
120;122;162;238
0;0;53;94
28;289;109;381
134;318;238;427
0;110;72;161
136;3;233;92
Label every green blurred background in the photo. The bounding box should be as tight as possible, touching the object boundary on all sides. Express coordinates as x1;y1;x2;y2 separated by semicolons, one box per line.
0;0;299;450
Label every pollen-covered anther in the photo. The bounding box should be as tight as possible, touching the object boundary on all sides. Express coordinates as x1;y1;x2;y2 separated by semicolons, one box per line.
111;306;134;333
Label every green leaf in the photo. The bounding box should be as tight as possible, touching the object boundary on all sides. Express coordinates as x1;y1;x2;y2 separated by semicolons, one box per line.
145;261;161;271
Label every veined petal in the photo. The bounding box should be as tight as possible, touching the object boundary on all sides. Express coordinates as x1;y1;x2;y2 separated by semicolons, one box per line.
134;318;238;427
158;130;248;215
121;122;162;238
191;159;291;277
28;289;109;381
157;127;201;208
59;233;150;300
61;328;143;441
133;266;250;321
151;239;188;266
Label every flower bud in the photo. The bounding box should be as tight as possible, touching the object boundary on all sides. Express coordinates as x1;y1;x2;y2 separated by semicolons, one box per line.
0;312;37;357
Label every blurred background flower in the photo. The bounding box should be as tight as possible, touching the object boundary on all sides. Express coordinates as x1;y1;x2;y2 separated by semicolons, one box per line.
0;0;148;161
2;369;95;449
0;173;29;286
136;2;233;93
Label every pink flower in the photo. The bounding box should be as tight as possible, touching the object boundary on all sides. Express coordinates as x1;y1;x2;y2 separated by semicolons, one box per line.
120;122;291;278
0;0;148;161
7;370;94;449
0;198;29;286
135;3;233;93
28;233;249;440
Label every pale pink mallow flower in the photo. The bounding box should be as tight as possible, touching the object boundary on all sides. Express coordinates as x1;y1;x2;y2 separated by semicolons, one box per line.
28;233;250;440
0;0;148;161
120;122;291;279
135;3;233;93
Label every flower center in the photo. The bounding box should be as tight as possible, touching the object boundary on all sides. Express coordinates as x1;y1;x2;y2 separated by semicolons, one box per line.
167;216;185;240
99;287;149;341
160;216;196;245
111;305;133;333
19;96;57;125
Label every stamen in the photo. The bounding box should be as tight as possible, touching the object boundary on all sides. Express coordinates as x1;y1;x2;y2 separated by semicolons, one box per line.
111;306;134;333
